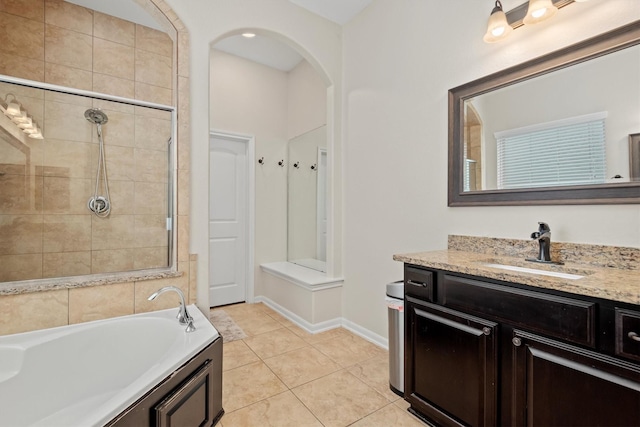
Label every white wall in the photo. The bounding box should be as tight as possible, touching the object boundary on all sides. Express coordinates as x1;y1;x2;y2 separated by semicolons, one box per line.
163;0;342;309
342;0;640;338
209;49;289;296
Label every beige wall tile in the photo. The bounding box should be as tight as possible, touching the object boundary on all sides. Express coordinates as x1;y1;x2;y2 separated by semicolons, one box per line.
134;215;168;248
177;169;189;216
44;62;92;91
43;214;91;252
44;89;91;107
0;215;43;255
93;11;135;47
42;177;91;214
134;105;172;120
134;247;169;270
42;251;91;278
91;214;135;250
44;100;93;142
92;73;135;99
44;0;92;35
135;49;172;89
177;32;189;78
0;52;45;82
177;214;189;262
43;139;92;178
134;274;189;313
44;24;92;71
0;12;44;60
69;282;134;324
135;82;172;105
93;38;135;81
0;253;42;281
0;289;68;335
188;256;197;304
134;182;167;215
91;248;135;273
135;148;168;183
94;144;134;181
108;180;135;215
134;115;171;150
92;109;135;147
0;174;43;214
135;24;172;57
0;0;45;21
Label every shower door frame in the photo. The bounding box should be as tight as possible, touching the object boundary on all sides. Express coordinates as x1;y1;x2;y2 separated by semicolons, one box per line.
0;74;178;282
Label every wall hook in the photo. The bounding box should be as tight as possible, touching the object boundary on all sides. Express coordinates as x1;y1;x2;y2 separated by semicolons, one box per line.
293;162;300;169
278;160;285;167
258;157;265;165
310;163;317;171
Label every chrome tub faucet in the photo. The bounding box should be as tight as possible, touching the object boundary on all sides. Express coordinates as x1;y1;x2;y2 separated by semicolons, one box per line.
148;286;196;332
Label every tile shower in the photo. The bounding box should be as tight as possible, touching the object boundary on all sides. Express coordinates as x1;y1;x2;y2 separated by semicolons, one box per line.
0;81;173;281
0;0;195;336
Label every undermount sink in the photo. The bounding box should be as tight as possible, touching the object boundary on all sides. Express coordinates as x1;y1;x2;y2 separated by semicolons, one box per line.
483;263;585;280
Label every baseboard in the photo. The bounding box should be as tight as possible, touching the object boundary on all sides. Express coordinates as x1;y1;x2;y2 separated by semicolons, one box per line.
255;296;389;350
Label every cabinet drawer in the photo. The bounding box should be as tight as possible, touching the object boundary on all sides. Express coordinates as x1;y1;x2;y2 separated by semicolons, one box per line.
404;265;434;301
442;275;596;348
615;308;640;362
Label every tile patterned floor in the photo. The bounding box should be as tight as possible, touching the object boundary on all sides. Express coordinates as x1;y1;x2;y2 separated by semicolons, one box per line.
212;302;428;427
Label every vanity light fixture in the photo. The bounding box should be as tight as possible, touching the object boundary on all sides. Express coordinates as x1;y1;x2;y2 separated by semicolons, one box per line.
484;0;588;43
523;0;558;24
0;93;44;139
242;32;256;38
484;1;513;43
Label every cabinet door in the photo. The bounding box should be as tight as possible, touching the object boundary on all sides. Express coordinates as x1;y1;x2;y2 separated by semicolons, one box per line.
511;330;640;427
406;298;498;427
154;359;217;427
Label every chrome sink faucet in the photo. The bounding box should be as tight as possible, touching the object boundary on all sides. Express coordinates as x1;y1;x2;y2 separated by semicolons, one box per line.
530;222;552;263
148;286;196;332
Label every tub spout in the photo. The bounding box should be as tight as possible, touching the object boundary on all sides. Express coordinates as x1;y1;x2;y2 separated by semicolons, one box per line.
148;286;196;332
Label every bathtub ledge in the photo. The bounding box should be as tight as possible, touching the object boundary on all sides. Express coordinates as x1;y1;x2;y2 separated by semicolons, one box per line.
0;268;183;296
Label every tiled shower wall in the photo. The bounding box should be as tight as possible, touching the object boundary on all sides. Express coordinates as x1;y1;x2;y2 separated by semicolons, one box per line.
0;82;171;281
0;0;195;335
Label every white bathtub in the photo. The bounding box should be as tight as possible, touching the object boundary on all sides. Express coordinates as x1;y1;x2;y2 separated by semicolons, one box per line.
0;305;219;427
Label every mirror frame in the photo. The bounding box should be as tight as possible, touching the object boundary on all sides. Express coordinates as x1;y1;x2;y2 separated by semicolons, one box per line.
448;20;640;206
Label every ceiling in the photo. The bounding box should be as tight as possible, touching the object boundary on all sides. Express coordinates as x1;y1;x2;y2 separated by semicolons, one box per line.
65;0;374;72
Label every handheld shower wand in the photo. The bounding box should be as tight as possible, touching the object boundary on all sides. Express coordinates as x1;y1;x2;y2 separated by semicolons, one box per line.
85;108;111;217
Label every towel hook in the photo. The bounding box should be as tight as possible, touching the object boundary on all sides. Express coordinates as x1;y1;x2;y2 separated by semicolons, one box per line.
310;163;317;171
293;162;300;169
278;159;285;167
258;157;265;165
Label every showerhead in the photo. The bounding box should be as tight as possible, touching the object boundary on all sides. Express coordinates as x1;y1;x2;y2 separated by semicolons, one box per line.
84;108;109;125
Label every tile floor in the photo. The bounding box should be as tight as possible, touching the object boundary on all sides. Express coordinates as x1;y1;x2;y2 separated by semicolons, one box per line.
211;302;428;427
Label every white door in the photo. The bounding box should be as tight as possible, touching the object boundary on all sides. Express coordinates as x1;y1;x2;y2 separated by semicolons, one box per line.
209;135;248;307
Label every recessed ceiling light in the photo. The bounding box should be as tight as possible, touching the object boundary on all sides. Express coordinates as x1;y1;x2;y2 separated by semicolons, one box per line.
242;32;256;38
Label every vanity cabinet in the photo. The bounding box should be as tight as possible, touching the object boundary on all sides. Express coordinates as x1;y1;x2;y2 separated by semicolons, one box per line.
403;265;640;427
106;337;224;427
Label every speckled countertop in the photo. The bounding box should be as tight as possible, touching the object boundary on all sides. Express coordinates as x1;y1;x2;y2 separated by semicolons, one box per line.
393;236;640;305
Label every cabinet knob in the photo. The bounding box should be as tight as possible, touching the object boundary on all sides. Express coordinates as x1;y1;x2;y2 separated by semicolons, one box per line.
629;332;640;342
512;337;522;347
482;327;491;336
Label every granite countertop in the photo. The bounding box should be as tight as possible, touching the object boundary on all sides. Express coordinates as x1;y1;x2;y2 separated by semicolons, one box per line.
393;236;640;305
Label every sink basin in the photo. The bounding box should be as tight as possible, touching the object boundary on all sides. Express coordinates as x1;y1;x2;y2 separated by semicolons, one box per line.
484;263;585;280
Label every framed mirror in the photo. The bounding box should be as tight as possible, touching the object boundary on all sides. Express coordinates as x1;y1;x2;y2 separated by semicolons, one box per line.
449;20;640;206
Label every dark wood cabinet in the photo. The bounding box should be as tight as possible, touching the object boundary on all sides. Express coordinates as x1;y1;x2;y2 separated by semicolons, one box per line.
511;330;640;427
403;264;640;427
405;298;498;427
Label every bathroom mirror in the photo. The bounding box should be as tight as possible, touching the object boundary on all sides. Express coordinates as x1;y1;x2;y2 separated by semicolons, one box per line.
449;20;640;206
287;125;327;272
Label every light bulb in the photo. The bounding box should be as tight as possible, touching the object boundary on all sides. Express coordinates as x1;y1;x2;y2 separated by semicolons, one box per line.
484;1;513;43
523;0;557;25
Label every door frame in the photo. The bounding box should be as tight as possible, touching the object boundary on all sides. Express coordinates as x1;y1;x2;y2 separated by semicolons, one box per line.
209;129;255;304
